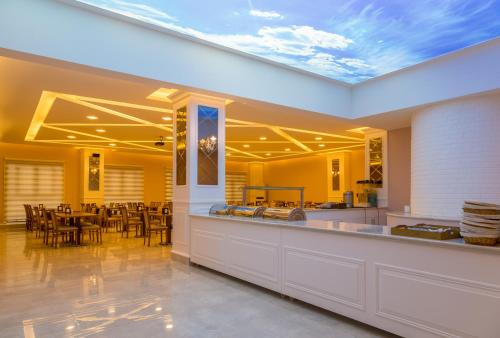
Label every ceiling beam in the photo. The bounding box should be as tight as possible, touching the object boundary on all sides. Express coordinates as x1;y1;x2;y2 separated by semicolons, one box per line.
25;91;57;141
225;146;264;159
269;127;313;152
58;94;172;132
31;140;170;152
75;95;172;113
41;124;164;152
43;123;173;127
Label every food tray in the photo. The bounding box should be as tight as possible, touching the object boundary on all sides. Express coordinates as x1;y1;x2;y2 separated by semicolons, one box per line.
262;208;306;221
391;224;461;240
462;236;498;246
229;206;266;218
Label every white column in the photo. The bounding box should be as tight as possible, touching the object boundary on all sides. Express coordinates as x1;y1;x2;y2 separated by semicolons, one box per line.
80;149;105;205
411;94;500;218
171;94;226;258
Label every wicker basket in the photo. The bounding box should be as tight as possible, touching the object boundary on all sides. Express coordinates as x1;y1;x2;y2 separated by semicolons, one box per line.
463;236;499;246
463;208;500;215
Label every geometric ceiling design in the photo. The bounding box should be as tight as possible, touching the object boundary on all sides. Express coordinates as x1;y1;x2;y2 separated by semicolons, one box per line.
26;91;173;153
26;91;365;161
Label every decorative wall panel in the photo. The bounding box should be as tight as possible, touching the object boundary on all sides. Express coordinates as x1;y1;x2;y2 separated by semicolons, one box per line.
197;105;218;185
176;106;187;186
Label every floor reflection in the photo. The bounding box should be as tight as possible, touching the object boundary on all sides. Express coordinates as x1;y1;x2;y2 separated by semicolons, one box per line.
1;225;395;338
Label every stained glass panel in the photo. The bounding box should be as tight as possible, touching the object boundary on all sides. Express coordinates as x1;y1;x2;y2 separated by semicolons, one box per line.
197;105;218;185
176;106;187;186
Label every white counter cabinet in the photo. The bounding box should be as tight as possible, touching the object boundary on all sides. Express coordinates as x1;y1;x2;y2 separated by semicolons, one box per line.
190;215;500;338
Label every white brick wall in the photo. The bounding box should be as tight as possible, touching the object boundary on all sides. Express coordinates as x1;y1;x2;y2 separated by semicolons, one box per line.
411;94;500;218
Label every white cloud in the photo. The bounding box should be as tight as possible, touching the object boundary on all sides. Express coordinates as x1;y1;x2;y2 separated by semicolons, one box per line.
249;9;283;20
337;58;373;70
106;0;177;21
306;53;352;75
256;26;353;56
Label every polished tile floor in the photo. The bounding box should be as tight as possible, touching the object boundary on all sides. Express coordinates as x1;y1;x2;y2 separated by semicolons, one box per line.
0;225;396;338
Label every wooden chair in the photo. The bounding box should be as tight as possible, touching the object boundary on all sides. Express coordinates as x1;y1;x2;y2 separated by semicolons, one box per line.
50;210;78;248
41;210;56;245
32;207;45;239
143;210;170;246
24;205;33;231
102;206;122;232
80;209;102;244
120;206;142;238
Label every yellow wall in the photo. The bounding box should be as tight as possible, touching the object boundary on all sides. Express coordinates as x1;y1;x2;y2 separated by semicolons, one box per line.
104;150;170;204
0;142;81;222
0;141;367;221
263;155;327;203
263;149;365;203
349;149;366;198
0;142;250;222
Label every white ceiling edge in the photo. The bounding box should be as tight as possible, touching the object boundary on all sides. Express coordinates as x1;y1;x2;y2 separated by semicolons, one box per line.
0;0;499;125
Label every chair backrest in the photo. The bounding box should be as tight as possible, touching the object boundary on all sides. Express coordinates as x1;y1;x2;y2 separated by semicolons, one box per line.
49;210;60;230
143;210;151;230
33;207;41;225
97;207;105;226
102;206;109;222
23;205;30;221
164;214;173;227
42;209;51;229
26;205;34;220
120;206;129;226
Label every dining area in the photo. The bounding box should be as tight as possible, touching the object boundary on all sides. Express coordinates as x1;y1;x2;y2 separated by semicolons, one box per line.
22;201;173;248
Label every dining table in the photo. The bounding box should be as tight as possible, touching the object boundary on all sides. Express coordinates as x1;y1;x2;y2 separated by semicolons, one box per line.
55;211;97;245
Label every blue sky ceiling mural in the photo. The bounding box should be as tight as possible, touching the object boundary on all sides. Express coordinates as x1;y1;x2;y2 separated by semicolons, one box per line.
81;0;500;84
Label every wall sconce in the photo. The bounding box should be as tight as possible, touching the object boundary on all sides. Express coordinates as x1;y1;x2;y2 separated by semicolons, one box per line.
199;135;217;156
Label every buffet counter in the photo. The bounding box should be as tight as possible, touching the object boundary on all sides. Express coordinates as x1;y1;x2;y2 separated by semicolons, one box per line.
189;214;500;338
305;207;387;225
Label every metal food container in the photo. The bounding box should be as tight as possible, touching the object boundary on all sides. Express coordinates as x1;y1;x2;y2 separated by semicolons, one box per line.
209;204;235;216
229;206;266;218
262;208;306;221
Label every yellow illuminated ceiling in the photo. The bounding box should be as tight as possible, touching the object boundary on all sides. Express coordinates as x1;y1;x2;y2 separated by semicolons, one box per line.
26;91;173;153
25;90;366;160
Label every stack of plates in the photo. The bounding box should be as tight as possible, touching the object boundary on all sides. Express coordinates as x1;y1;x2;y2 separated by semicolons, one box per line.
460;201;500;246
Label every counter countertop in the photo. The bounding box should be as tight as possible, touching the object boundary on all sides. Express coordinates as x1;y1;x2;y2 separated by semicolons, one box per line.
386;211;460;222
304;207;384;212
190;214;500;253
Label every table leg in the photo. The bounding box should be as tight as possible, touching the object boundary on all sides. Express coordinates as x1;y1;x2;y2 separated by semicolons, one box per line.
76;218;81;245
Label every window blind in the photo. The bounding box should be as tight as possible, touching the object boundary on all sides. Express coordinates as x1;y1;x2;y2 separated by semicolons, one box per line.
4;160;64;223
165;169;173;202
226;171;247;203
104;165;144;204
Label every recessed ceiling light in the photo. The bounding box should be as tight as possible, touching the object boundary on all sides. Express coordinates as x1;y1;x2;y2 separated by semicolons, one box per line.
166;136;173;140
243;144;250;148
265;153;271;156
315;136;323;140
162;116;172;121
147;88;178;102
285;148;291;151
108;143;116;146
166;324;173;330
86;115;98;120
96;129;106;133
67;135;76;139
319;144;325;147
259;136;267;140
